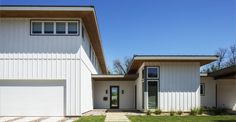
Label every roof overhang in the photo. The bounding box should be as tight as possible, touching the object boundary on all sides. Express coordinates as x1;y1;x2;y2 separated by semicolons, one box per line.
0;5;107;74
209;65;236;79
92;74;138;81
128;55;218;74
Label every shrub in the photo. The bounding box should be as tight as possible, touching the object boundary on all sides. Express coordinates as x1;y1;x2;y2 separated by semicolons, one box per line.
146;110;151;115
211;107;228;115
154;109;162;115
198;107;203;115
177;110;183;115
190;108;198;116
170;111;175;116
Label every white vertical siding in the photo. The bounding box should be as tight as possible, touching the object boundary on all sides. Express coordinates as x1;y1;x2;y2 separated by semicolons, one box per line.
80;46;97;113
135;64;145;111
0;18;100;116
200;76;216;107
217;79;236;110
81;22;102;74
0;54;81;116
93;81;135;109
143;62;200;112
159;62;200;112
0;18;82;54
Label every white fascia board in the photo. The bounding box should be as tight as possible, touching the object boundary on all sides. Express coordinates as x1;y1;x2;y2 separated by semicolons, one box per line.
92;75;125;78
0;6;94;11
200;73;208;77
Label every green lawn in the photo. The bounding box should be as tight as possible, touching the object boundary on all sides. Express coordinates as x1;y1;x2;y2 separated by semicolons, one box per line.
128;115;236;122
74;116;105;122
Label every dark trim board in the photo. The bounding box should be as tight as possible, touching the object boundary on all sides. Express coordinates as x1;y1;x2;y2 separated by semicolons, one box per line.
135;85;137;109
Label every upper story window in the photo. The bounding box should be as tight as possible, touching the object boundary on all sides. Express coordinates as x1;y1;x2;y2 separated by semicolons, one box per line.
56;22;66;34
68;22;78;34
147;67;160;79
44;22;54;34
31;20;80;36
32;22;42;34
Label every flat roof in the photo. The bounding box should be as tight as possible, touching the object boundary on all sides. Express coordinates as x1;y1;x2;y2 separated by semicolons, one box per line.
92;74;138;81
209;65;236;79
128;55;218;74
0;5;107;74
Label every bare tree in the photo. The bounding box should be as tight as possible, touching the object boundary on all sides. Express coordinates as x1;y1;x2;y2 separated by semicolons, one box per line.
226;44;236;66
215;48;227;69
113;57;132;74
201;44;236;73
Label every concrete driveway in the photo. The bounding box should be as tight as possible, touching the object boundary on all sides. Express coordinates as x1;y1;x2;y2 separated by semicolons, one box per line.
0;117;78;122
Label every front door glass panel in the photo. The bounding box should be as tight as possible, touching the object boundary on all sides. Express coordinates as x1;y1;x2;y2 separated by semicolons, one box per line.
148;82;157;109
110;86;119;108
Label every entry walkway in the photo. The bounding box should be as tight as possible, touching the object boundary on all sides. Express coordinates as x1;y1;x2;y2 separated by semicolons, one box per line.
105;112;130;122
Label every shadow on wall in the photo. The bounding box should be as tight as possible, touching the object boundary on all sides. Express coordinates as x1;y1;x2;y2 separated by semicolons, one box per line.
0;19;82;54
160;81;199;92
0;37;81;54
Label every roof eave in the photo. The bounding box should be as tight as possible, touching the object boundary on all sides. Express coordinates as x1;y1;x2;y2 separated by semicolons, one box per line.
128;55;218;74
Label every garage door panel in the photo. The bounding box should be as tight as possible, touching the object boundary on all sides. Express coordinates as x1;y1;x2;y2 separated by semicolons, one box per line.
0;80;65;116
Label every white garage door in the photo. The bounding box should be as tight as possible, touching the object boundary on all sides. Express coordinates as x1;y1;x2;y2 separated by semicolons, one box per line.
0;80;65;116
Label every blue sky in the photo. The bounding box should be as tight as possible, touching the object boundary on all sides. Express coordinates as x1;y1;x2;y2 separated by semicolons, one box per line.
1;0;236;69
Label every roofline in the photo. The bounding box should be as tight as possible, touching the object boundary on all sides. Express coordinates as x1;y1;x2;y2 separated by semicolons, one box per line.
92;8;107;74
127;55;218;74
133;55;218;60
209;65;236;78
0;5;95;7
0;5;95;11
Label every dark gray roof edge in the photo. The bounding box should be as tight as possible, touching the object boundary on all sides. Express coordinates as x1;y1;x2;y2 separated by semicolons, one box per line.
133;55;218;57
209;65;236;75
0;5;94;8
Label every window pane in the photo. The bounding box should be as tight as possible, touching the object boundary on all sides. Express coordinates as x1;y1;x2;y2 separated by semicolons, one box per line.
200;84;205;96
111;87;119;108
56;22;66;34
148;67;159;78
44;22;54;34
32;22;42;34
148;82;157;109
68;22;78;34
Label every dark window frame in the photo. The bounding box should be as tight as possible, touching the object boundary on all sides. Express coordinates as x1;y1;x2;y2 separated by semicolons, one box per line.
147;80;159;109
200;83;205;96
147;67;159;79
30;20;80;36
145;66;160;109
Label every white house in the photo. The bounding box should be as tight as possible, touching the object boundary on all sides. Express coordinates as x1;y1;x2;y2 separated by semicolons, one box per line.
201;65;236;111
0;5;107;116
0;5;234;117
